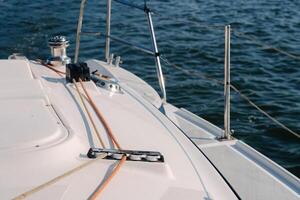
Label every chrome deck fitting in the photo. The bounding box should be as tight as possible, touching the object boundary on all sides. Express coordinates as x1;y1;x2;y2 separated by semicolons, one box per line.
87;148;164;162
48;35;71;66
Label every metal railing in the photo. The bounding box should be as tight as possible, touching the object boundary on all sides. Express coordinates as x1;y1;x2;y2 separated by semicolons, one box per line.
224;25;231;139
105;0;112;61
73;0;300;139
74;0;167;102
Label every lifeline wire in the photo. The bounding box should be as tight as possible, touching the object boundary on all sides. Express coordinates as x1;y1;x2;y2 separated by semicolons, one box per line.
106;18;300;139
98;21;300;139
160;56;300;139
232;30;300;61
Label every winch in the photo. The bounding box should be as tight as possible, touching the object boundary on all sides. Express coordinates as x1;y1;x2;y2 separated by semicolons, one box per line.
47;35;71;66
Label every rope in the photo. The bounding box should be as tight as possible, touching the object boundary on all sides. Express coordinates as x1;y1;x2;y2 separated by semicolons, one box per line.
160;55;300;139
89;156;127;200
78;78;122;149
77;79;126;199
73;79;106;148
36;62;122;146
12;154;107;200
35;59;66;76
23;63;126;200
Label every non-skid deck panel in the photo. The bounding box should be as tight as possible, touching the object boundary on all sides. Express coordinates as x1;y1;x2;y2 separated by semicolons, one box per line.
0;99;68;150
170;107;222;146
202;142;300;200
165;104;300;200
0;80;49;103
0;60;33;80
0;59;66;150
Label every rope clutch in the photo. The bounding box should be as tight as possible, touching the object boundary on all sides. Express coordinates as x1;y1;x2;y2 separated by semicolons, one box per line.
87;148;164;162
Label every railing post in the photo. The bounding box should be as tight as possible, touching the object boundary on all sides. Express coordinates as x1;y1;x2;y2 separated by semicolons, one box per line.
224;25;231;139
74;0;87;63
105;0;112;62
145;8;167;103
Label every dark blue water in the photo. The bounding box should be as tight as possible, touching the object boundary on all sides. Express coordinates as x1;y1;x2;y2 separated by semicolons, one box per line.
1;0;299;177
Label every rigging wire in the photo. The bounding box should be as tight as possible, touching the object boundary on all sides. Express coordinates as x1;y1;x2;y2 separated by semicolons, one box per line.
232;30;300;61
230;84;300;138
100;4;300;138
104;23;300;139
160;56;300;139
104;0;300;62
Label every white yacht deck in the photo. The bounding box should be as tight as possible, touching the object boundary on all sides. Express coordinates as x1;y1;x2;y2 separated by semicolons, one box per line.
0;59;239;199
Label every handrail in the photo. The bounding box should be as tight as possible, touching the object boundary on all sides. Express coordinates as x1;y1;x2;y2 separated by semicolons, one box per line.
160;55;300;139
73;2;300;139
145;7;167;103
105;0;112;61
224;25;231;139
74;0;87;63
74;0;167;102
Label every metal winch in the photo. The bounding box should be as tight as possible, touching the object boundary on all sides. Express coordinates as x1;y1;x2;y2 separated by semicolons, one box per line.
47;36;71;66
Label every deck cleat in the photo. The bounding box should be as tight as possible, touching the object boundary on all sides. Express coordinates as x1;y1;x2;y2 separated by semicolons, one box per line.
87;148;164;163
91;73;122;93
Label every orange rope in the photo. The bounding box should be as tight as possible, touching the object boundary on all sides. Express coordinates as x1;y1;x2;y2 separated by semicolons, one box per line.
12;154;106;200
36;59;66;76
45;65;65;75
79;78;122;150
39;63;126;199
38;61;121;149
73;79;106;148
90;156;126;200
